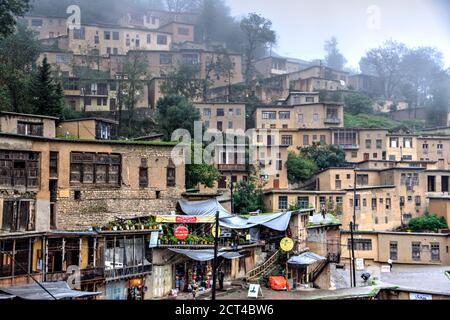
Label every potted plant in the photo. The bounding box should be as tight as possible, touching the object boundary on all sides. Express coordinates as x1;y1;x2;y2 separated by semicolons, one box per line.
170;236;178;245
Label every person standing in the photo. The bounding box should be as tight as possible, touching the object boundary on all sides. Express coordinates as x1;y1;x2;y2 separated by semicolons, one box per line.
387;258;393;271
218;269;225;290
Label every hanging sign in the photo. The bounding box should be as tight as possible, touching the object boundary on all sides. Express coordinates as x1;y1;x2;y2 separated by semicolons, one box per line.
174;226;189;240
280;237;294;252
155;215;215;223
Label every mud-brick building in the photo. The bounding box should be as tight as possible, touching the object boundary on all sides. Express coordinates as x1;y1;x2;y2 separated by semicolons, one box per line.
0;112;185;233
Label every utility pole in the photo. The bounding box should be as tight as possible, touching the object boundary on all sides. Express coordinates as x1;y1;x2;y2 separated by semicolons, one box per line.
353;170;357;226
230;173;234;213
211;210;220;300
349;222;357;288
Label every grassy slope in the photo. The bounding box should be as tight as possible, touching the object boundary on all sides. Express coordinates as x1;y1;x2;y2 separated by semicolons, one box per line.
344;113;426;131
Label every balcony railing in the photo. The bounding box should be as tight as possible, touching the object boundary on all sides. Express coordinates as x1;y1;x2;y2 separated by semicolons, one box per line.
45;267;105;283
217;164;247;171
325;118;341;124
104;264;152;280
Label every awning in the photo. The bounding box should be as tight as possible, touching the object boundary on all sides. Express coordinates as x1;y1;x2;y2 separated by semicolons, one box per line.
0;293;14;300
0;281;102;300
288;252;327;266
169;248;243;261
178;199;233;219
178;199;293;231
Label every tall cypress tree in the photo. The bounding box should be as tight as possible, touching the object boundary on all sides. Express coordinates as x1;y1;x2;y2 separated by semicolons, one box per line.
30;57;64;117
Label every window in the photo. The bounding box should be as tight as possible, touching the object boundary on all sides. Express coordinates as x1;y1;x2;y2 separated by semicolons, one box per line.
390;242;398;260
305;97;314;103
335;179;341;189
147;34;151;44
313;113;319;122
428;176;436;192
112;31;120;40
415;196;421;207
182;54;199;65
281;135;293;146
56;54;71;65
2;200;34;232
73;26;85;40
236;108;242;116
303;135;309;146
320;135;326;144
97;97;108;106
31;19;43;27
386;198;391;210
376;139;383;149
104;31;111;40
348;239;372;251
279;111;290;119
70;152;120;186
217;108;225;117
139;159;148;188
404;137;412;148
431;243;440;261
365;139;372;149
167;160;176;187
371;198;377;210
126;37;131;46
0;151;39;188
228;121;233;129
160;53;172;65
157;34;167;45
334;131;357;147
297;114;304;124
262;111;276;120
412;242;421;261
278;196;288;210
17;122;44;136
202;108;211;117
297;197;309;209
390;137;399;148
106;47;111;54
178;27;190;35
113;48;118;55
356;174;369;186
49;152;58;178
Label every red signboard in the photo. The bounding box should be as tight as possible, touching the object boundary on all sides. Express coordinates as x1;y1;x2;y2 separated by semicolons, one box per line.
175;216;198;223
174;226;189;240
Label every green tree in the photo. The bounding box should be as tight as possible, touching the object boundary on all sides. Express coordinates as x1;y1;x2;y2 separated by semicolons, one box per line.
160;63;203;100
0;24;40;112
426;70;450;126
324;37;347;71
29;57;64;117
156;95;201;141
122;51;150;130
359;40;407;99
408;213;448;232
285;152;318;183
300;144;346;170
400;47;444;108
0;0;31;38
344;92;374;115
240;13;276;85
233;180;265;214
203;49;235;101
185;142;220;189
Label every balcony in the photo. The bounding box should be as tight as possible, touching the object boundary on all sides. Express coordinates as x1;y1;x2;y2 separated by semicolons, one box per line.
45;267;105;283
325;118;341;125
217;164;247;172
339;144;359;150
104;264;152;281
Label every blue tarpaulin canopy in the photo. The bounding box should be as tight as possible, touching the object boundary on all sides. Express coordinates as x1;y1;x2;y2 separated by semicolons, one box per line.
169;248;243;261
288;252;327;266
177;199;294;231
0;281;101;300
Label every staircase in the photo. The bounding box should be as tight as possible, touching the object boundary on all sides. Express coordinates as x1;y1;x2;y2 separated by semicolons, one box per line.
309;258;329;284
245;250;280;281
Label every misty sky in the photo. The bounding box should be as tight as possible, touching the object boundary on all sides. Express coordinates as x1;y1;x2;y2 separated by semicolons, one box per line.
226;0;450;70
